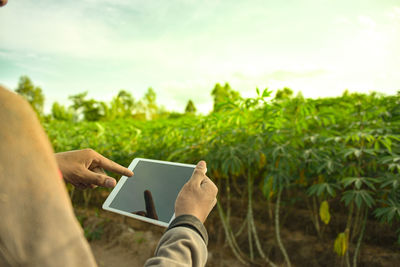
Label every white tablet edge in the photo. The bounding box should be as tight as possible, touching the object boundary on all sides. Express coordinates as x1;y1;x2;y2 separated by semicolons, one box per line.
102;158;195;228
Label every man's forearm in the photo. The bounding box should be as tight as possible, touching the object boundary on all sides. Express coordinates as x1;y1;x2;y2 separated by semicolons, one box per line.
144;215;208;267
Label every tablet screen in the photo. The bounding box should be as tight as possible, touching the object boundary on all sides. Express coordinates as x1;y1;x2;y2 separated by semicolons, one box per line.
107;160;195;224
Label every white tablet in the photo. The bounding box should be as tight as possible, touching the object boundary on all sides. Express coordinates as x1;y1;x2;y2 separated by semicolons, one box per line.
102;158;195;227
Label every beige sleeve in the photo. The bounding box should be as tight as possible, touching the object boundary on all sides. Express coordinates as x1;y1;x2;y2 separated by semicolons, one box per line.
0;86;97;267
144;227;208;267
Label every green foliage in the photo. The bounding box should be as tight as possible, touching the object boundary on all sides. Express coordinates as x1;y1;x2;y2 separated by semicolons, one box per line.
68;92;108;121
275;87;293;100
185;99;196;114
83;222;103;241
308;183;340;197
342;177;379;190
51;102;74;121
341;189;375;208
142;87;157;119
76;214;104;241
211;82;241;111
63;88;161;121
42;87;400;263
109;90;136;119
15;75;45;116
374;199;400;224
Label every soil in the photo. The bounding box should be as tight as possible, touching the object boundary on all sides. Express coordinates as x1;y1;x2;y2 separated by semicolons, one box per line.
76;205;400;267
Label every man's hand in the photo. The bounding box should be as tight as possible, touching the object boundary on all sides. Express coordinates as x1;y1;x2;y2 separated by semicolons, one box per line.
175;161;218;223
55;149;133;189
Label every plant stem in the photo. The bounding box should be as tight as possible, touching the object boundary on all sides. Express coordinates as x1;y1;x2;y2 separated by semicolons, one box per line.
232;177;242;196
267;196;273;220
217;202;248;265
344;203;354;267
275;186;292;267
305;197;319;238
249;214;277;267
247;171;254;261
351;206;361;243
352;209;368;267
227;176;232;224
235;217;248;237
83;189;92;209
248;215;254;261
246;170;277;267
345;228;351;267
312;196;321;238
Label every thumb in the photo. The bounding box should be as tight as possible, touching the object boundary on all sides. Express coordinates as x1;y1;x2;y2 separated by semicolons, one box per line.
190;160;207;184
196;160;207;173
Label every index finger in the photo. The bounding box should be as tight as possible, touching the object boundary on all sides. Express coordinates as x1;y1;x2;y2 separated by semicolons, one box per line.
95;153;134;177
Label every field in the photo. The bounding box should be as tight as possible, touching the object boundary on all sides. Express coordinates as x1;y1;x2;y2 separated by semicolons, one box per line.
43;90;400;266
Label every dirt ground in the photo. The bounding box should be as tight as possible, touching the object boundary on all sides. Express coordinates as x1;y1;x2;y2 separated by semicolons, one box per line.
77;207;400;267
91;242;145;267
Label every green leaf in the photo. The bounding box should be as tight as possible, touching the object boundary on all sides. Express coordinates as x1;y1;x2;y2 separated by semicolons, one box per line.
334;232;348;257
341;190;375;208
341;177;378;191
374;141;380;151
380;137;392;153
355;193;363;208
307;183;339;197
319;200;331;225
374;199;400;224
262;176;275;199
262;89;271;98
380;175;400;190
355;179;362;189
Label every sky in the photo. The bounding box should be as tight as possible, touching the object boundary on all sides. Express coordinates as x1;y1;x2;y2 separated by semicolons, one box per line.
1;0;399;114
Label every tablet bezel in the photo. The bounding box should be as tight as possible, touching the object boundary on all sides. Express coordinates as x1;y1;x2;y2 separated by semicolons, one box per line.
102;158;195;228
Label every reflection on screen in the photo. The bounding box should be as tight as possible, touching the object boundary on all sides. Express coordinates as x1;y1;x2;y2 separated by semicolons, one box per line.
109;160;194;223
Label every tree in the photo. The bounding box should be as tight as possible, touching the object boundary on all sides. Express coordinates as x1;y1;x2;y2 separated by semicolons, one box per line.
143;87;158;119
275;87;293;100
109;90;135;119
51;102;74;121
68;91;107;121
211;82;241;111
69;92;88;111
144;87;157;109
15;76;45;116
185;100;196;114
117;90;135;111
83;100;107;121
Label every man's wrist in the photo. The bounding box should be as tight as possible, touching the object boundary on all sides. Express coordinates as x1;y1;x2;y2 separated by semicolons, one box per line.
167;214;208;245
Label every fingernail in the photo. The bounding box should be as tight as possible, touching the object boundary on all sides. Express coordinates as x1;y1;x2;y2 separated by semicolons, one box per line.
197;161;206;168
127;170;134;177
105;179;116;188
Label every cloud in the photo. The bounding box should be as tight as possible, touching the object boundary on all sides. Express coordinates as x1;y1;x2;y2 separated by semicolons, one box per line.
1;0;400;115
265;69;327;81
14;62;60;77
156;79;214;113
0;0;223;60
333;17;351;25
0;3;109;58
358;15;377;29
387;6;400;20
